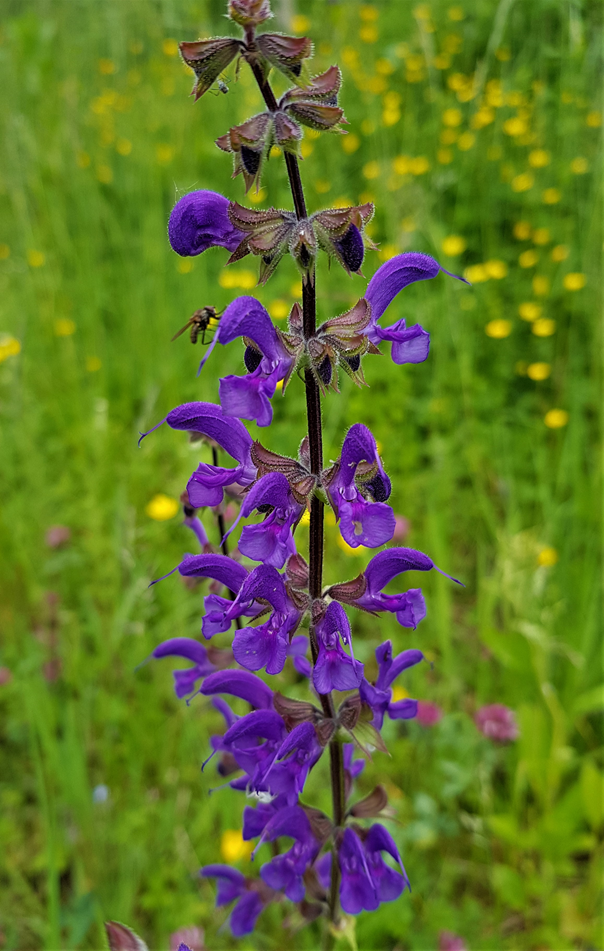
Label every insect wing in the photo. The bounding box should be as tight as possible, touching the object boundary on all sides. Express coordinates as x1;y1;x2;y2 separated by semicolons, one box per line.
171;319;193;341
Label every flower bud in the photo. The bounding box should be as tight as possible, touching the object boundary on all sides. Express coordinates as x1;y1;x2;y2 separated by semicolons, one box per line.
228;0;272;28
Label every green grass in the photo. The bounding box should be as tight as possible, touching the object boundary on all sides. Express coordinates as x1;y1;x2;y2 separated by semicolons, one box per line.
0;0;602;949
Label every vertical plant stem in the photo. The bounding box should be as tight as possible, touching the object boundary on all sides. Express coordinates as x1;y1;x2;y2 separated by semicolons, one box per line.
246;53;345;923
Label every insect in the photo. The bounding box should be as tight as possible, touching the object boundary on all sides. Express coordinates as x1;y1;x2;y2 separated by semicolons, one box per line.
210;76;229;96
171;306;220;345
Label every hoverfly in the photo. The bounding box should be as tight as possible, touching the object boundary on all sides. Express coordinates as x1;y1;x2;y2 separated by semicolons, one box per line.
171;306;220;346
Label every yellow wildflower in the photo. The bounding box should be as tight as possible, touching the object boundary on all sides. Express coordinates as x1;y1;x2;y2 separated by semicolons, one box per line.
342;134;360;155
538;546;558;566
146;494;179;521
532;228;550;246
360;5;379;20
519;249;539;268
434;53;451;69
86;356;102;372
511;172;534;192
570;157;588;174
442;108;463;127
391;686;408;702
269;299;289;320
544;410;568;429
337;536;367;555
464;264;488;283
563;273;586;291
532;319;556;337
503;117;527;137
401;217;416;233
291;14;311;32
533;275;550;296
409;156;430;175
586;111;601;127
551;245;569;262
438;148;453;164
527;362;551;381
528;149;550;168
221;829;253;863
542;188;561;204
54;319;76;336
484;260;507;279
471;107;495;129
378;244;399;262
442;235;466;256
448;6;464;20
359;25;378;43
162;38;179;56
116;138;132;156
513;221;532;240
518;302;541;322
27;249;45;268
98;58;115;75
485;320;512;339
177;259;193;274
363;160;380;180
458;132;475;151
0;335;21;363
96;164;113;184
249;188;267;205
156;144;174;165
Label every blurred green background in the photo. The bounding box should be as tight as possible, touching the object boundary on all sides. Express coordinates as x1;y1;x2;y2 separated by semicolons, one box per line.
0;0;602;949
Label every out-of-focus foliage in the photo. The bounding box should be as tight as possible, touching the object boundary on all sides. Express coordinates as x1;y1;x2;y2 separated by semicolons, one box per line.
0;0;602;949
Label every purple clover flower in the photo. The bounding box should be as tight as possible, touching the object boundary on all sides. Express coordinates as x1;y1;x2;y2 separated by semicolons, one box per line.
364;252;468;365
198;296;295;426
475;704;519;742
313;601;364;694
168;190;244;257
360;640;424;729
327;423;395;549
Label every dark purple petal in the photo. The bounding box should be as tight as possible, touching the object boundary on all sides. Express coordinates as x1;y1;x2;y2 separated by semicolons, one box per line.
364;547;436;594
211;696;238;728
223;709;287;747
395;589;427;628
365;251;467;324
369;318;431;364
230;891;264;937
178;553;248;594
152;637;212;667
200;864;245;905
241;473;293;517
339;424;379;489
168;190;244;257
334;224;364;272
375;643;424;690
238;520;297;568
166;402;253;465
388;698;418;720
217;296;286;364
237;565;289;614
201;670;274;710
219;368;281;428
365;823;410;889
184;514;209;548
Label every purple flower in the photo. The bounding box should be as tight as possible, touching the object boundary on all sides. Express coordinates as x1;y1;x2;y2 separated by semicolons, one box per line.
416;700;443;727
338;828;379;914
439;930;468;951
259;806;319;901
236;473;303;568
198;296;295;426
326;424;395;549
221;709;288;790
314;602;364;694
257;722;322;802
287;634;311;678
329;546;461;627
364;252;467;365
152;637;217;699
475;704;519;742
168;190;244;257
230;565;303;675
171;553;259;639
140;402;255;508
201;670;274;710
360;640;424;729
365;824;410;902
199;865;264;936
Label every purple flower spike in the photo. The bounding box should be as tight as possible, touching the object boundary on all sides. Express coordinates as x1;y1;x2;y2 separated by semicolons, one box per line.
258;722;322;802
200;864;246;905
360;640;423;729
238;473;303;568
339;828;379;915
313;602;363;695
199;865;265;937
475;704;519;742
231;565;302;676
198;296;295;425
364;252;468;365
327;423;395;549
201;670;274;710
152;637;217;699
169;190;244;257
259;806;319;901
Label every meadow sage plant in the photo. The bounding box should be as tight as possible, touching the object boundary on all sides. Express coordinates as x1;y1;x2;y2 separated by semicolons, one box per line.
143;0;465;937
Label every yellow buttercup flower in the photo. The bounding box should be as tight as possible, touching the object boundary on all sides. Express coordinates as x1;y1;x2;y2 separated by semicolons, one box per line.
518;302;541;322
485;319;512;339
363;160;380;180
54;318;76;337
503;117;527;137
563;272;586;291
391;685;408;702
98;58;115;75
532;318;556;337
532;228;550;246
448;6;465;20
464;264;488;283
457;132;475;151
528;149;550;168
542;188;561;204
359;25;379;43
442;108;462;127
146;494;179;521
96;164;113;184
409;156;430;175
342;134;360;155
156;144;174;165
551;245;569;262
249;188;267;205
268;299;289;320
116;138;132;156
221;829;253;863
0;335;21;363
177;259;193;274
162;38;179;56
511;172;534;192
299;509;311;526
537;547;558;567
438;148;453;164
360;4;379;19
393;155;410;175
291;14;311;33
27;249;45;268
513;221;532;241
86;356;102;372
586;111;601;127
442;235;466;256
378;244;399;262
484;260;507;279
519;249;539;268
219;270;256;290
337;536;367;556
527;362;550;381
570;157;588;174
544;409;568;429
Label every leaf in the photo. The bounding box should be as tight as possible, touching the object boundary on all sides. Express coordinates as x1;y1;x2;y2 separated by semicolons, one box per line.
105;922;148;951
273;692;318;730
326;573;367;605
581;758;604;829
571;685;604;717
255;33;313;84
